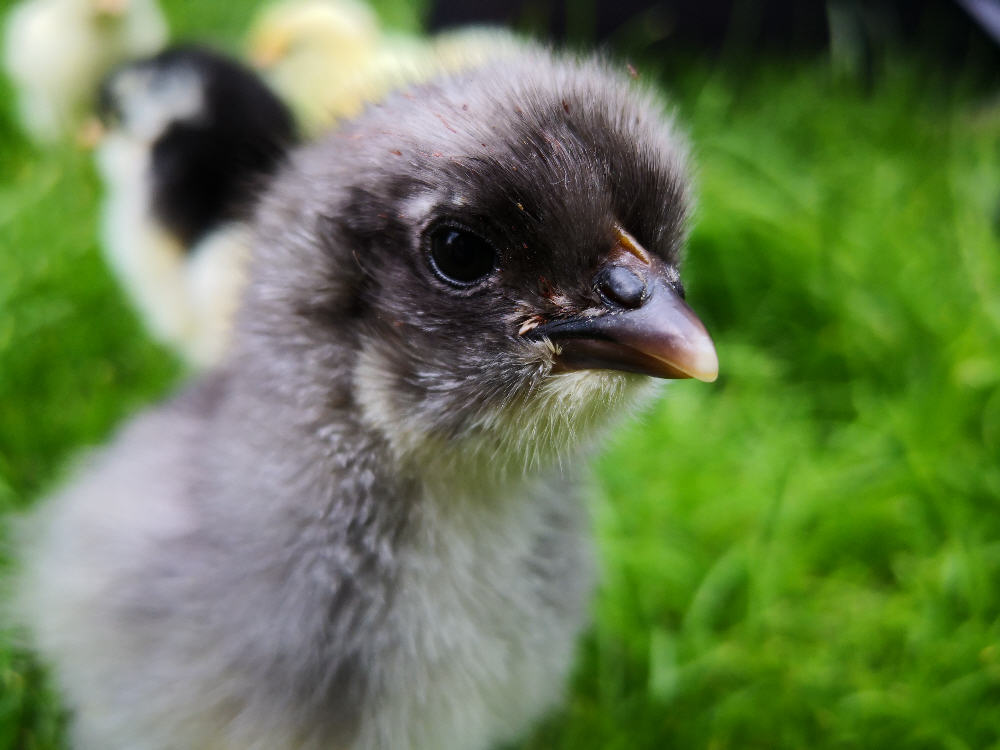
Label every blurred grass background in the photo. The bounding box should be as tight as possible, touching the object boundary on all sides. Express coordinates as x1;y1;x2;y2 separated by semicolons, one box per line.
2;0;1000;748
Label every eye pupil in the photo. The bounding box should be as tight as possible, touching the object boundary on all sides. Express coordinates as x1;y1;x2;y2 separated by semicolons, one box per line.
428;226;497;286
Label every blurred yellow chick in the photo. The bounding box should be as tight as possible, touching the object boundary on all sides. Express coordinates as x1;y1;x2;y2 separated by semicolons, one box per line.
247;0;415;135
2;0;168;143
247;0;520;137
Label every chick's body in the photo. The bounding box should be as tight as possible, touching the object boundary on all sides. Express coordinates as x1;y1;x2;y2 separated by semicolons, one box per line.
23;379;591;750
3;0;167;142
17;48;710;750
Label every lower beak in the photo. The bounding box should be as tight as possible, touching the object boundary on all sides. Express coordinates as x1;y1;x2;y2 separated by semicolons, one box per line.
528;277;719;382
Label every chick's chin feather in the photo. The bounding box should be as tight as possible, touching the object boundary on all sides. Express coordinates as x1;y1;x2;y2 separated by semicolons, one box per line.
350;330;661;487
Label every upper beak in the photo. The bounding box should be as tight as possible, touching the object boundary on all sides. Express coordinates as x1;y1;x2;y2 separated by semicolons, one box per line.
251;37;289;69
525;229;719;382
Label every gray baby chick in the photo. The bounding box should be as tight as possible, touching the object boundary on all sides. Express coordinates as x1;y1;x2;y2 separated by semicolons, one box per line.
15;45;718;750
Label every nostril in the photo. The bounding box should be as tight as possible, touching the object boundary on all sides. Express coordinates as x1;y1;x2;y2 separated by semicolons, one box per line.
596;265;646;309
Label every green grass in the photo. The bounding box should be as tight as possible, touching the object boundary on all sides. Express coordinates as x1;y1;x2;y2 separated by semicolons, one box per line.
2;2;1000;748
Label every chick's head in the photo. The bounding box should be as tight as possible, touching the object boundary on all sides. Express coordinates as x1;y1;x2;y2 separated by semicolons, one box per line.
243;50;718;482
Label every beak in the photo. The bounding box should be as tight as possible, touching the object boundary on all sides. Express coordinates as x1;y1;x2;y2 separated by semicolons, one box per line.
250;37;288;69
77;117;106;149
526;229;719;382
93;0;129;17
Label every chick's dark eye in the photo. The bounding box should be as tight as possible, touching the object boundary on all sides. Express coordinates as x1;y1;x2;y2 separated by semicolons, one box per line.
427;225;497;286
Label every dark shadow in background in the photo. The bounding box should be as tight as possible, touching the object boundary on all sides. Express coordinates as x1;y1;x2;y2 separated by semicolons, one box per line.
427;1;1000;89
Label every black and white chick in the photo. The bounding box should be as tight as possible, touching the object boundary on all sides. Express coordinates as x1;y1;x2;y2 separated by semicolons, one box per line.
95;45;297;366
16;46;719;750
